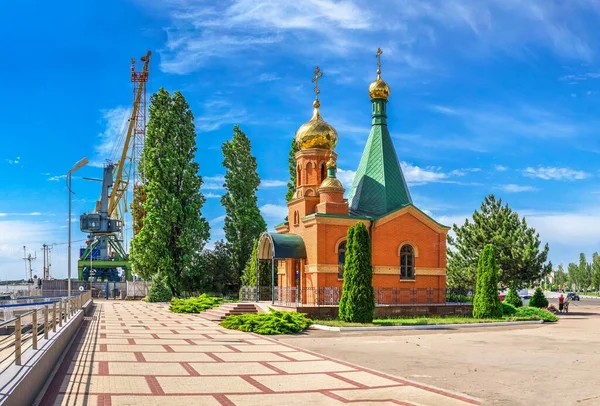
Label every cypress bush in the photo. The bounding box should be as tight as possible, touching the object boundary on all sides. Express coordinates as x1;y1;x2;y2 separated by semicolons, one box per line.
338;226;354;320
473;244;503;319
147;274;173;303
339;223;375;323
529;287;549;308
504;288;523;308
501;302;518;316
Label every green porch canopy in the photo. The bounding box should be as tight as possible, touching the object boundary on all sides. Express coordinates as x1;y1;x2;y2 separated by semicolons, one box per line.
257;232;307;260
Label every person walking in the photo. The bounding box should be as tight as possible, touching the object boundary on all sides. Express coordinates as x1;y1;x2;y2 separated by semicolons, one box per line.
559;293;565;312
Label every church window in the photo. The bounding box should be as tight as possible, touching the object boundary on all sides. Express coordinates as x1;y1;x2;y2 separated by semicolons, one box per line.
320;163;326;182
293;211;299;226
297;166;302;186
337;241;346;279
400;245;415;280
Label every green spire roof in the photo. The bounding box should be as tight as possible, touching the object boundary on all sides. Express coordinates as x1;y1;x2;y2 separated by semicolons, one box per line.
347;98;412;217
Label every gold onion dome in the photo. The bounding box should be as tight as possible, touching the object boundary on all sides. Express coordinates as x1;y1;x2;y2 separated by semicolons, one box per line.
369;47;390;100
295;66;338;150
319;153;344;192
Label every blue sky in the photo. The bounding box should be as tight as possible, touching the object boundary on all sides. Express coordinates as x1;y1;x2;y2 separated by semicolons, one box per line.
1;0;600;280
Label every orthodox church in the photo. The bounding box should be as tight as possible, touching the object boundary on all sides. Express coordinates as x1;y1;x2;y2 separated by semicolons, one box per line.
258;49;449;305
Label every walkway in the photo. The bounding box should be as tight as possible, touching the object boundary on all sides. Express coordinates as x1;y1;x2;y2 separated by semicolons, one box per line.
39;301;480;405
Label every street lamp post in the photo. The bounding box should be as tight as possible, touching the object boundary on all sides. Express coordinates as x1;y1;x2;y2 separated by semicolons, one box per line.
67;157;88;306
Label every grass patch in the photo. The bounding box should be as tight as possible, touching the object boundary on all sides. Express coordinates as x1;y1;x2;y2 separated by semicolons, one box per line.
221;309;312;335
169;294;224;313
315;308;558;327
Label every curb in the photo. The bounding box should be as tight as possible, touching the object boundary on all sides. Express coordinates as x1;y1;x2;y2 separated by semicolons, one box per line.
311;320;544;332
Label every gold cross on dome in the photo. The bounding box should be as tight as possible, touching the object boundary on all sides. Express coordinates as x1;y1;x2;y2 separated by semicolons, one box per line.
312;66;323;100
376;48;383;75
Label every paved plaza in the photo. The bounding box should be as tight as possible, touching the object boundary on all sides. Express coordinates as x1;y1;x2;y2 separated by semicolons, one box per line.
38;301;479;405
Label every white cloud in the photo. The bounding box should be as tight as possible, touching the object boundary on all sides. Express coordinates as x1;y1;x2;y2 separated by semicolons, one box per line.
5;156;20;165
205;192;221;199
257;73;280;82
195;100;248;133
260;204;288;220
337;168;356;188
401;162;447;184
524;167;589;181
499;184;538;193
261;180;287;188
48;174;67;182
209;215;225;225
203;175;225;190
143;0;600;78
495;165;508;171
90;106;130;168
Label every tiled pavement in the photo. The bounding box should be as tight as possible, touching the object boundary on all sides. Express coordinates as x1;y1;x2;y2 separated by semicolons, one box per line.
39;301;480;405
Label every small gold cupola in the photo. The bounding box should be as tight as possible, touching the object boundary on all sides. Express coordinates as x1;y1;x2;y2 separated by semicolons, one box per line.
368;47;390;100
319;153;344;193
295;66;338;150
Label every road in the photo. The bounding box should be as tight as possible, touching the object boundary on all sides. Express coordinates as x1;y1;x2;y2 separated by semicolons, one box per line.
275;298;600;406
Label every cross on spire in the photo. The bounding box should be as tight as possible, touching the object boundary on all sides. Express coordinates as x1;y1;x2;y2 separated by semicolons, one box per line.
312;66;323;102
376;48;383;77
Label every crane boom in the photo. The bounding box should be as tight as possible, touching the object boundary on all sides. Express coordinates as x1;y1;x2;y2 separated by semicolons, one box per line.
108;50;151;217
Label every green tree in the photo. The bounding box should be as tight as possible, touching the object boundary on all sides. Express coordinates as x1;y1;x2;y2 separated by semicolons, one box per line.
285;137;299;203
554;264;567;291
447;194;550;291
130;88;210;296
473;244;503;319
147;273;173;303
529;287;549;308
567;262;579;291
504;287;523;308
131;185;146;236
241;238;273;288
221;126;267;288
338;226;355;319
579;253;592;292
590;252;600;294
198;241;237;296
339;223;375;323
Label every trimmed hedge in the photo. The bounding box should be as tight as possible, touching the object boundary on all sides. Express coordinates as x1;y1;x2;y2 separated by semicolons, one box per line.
515;306;557;322
502;302;518;316
504;288;523;308
473;244;503;319
170;294;224;313
221;309;312;335
529;287;549;308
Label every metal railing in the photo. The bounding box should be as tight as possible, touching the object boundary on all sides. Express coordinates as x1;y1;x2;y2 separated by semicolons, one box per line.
0;291;91;374
240;286;473;306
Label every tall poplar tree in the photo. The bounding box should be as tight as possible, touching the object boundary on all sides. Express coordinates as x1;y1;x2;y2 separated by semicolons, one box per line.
447;194;550;291
130;88;210;296
285;137;299;202
221;126;267;286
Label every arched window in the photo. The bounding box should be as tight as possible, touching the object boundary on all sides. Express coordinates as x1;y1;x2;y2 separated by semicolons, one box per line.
337;241;346;279
400;245;415;280
297;166;302;186
320;163;326;183
293;211;299;226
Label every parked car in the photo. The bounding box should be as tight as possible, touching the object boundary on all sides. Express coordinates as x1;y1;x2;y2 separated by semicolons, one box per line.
518;289;532;299
499;293;507;301
567;293;580;301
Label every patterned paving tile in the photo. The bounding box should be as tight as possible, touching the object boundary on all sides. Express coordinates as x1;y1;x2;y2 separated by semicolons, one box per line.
39;301;480;406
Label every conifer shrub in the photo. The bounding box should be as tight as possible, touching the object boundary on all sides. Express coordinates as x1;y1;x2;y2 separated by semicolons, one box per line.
147;274;173;303
528;287;549;308
221;309;312;335
504;288;523;308
338;223;375;323
514;306;557;322
473;244;503;319
501;302;518;316
169;294;224;313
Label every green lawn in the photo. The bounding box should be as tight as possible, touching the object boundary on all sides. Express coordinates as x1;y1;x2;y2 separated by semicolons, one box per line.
314;315;547;327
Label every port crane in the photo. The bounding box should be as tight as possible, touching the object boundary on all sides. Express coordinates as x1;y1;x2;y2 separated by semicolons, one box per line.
77;51;151;282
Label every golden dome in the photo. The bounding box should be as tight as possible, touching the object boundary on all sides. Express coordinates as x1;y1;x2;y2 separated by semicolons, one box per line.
369;76;390;100
319;176;344;192
369;47;390;100
295;100;338;150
